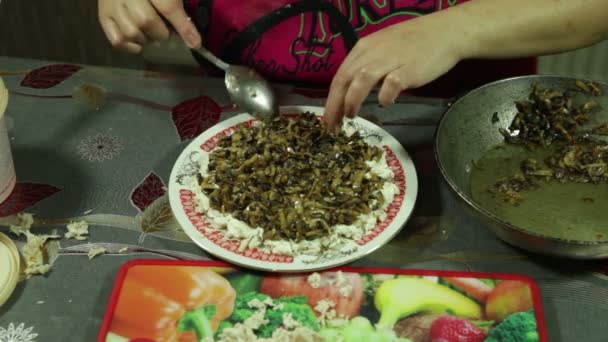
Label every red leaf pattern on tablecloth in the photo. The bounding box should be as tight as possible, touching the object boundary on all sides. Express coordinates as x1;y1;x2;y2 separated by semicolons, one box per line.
130;172;166;212
20;64;82;89
0;183;61;217
171;95;222;141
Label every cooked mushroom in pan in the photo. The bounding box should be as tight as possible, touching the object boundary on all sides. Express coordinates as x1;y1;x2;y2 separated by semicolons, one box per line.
499;82;601;146
492;81;608;204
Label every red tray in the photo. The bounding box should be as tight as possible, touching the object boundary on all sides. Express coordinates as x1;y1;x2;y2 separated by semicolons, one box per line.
98;260;549;342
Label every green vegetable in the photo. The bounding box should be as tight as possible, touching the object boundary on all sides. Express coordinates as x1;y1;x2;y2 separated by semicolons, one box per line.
437;278;472;299
362;274;396;323
472;319;495;334
228;273;262;294
215;291;319;339
479;278;497;288
375;278;482;327
104;333;129;342
485;311;539;342
320;316;412;342
178;305;216;340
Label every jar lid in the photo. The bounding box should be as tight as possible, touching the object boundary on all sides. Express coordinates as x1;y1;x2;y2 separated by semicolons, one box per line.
0;232;20;307
0;77;8;120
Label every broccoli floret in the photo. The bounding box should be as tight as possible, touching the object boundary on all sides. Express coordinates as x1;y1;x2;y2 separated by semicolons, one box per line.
485;311;539;342
178;305;217;340
215;291;319;339
320;316;413;342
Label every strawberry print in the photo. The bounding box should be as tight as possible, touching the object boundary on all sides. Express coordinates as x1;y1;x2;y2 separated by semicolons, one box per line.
430;315;487;342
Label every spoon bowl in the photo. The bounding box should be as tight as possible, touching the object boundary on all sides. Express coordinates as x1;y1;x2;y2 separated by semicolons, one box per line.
224;65;278;121
192;46;278;120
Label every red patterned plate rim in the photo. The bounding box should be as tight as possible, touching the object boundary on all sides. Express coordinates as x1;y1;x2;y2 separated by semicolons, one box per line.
168;106;418;272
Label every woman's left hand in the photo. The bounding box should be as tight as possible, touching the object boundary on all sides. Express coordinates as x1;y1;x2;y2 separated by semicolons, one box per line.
323;10;470;131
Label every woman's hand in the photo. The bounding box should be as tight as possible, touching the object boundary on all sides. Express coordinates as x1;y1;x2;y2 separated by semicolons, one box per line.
324;0;608;131
324;10;469;131
98;0;201;54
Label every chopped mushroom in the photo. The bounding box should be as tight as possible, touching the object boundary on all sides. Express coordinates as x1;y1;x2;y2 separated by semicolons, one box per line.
500;82;601;147
198;113;387;241
491;81;608;204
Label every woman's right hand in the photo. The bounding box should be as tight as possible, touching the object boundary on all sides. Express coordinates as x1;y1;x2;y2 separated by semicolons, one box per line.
98;0;202;54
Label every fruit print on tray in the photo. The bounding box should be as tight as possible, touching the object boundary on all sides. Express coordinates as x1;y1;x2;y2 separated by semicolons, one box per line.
98;261;548;342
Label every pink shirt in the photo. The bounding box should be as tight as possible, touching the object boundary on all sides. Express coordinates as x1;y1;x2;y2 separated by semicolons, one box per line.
185;0;536;97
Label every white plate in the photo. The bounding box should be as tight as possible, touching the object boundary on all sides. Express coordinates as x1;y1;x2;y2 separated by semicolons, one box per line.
168;106;418;272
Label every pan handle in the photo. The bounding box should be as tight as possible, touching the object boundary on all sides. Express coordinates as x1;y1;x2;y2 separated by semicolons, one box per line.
363;95;454;108
361;94;456;126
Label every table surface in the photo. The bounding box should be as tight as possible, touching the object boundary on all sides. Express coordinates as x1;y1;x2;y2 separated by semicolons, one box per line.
0;56;607;342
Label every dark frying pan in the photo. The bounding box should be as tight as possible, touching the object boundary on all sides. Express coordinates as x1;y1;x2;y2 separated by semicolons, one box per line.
433;75;608;259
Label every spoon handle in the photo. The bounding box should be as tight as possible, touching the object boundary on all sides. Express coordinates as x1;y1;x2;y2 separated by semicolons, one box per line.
193;46;229;71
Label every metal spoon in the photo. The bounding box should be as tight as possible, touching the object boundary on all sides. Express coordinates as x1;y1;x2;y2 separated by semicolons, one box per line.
192;46;278;120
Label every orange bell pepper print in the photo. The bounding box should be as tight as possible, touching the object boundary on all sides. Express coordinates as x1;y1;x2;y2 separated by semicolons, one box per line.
109;266;236;342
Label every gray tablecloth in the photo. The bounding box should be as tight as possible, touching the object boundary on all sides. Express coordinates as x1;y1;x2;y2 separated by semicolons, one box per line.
0;56;606;342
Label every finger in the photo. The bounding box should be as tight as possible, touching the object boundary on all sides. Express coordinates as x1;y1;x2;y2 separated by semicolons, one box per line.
338;37;372;76
324;51;367;131
343;62;392;119
114;4;147;45
125;0;170;41
119;41;143;54
324;72;349;133
378;68;409;106
99;17;124;48
151;0;201;48
331;38;380;91
325;36;385;131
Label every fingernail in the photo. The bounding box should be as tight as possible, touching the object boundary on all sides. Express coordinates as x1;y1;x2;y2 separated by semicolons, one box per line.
344;106;353;118
185;30;201;48
110;32;122;46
